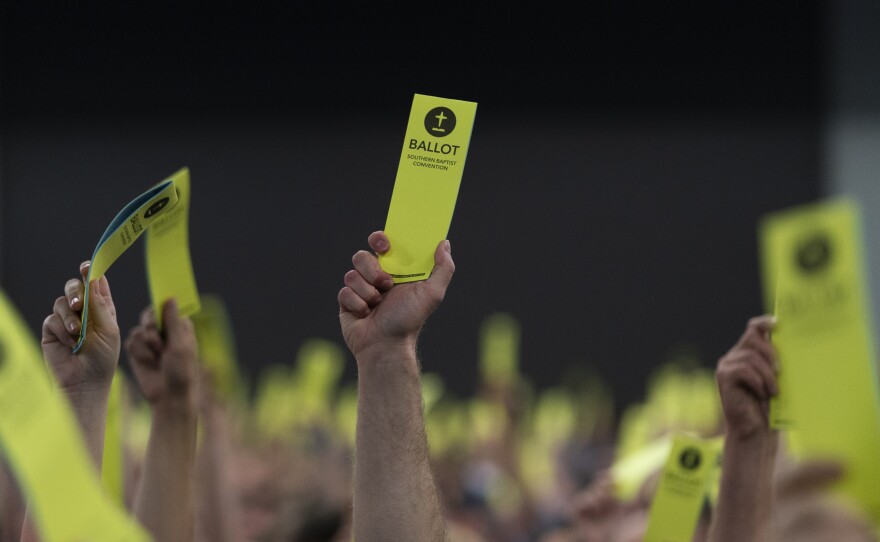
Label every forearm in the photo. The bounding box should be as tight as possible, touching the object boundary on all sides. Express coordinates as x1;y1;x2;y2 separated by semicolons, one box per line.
354;346;446;542
135;398;198;542
194;404;243;542
61;384;112;469
709;431;778;542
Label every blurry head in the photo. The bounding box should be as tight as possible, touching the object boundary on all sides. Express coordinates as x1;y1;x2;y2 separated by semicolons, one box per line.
771;459;876;542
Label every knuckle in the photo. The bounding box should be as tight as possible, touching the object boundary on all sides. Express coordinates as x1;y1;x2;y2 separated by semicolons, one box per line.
429;288;446;305
368;288;382;305
42;314;57;330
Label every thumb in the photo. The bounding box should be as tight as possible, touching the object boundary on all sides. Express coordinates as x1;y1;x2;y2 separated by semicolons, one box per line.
426;240;455;294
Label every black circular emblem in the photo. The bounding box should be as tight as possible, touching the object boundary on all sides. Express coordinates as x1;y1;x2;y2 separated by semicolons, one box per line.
144;197;171;219
679;447;702;470
795;234;832;274
424;107;456;138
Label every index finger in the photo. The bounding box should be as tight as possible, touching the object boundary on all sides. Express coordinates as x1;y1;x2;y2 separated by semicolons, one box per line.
352;250;393;291
747;315;777;338
64;279;85;311
139;306;158;329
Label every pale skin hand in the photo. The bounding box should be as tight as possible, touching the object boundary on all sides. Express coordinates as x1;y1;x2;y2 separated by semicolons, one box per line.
709;315;779;542
339;231;454;360
126;299;199;542
41;260;120;394
338;231;454;542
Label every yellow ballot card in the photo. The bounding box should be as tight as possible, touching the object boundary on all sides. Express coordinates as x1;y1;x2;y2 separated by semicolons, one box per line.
0;290;149;541
479;313;521;388
611;436;672;501
759;198;880;520
191;294;244;403
102;370;126;506
75;168;200;351
146;167;201;326
642;434;718;542
380;94;477;283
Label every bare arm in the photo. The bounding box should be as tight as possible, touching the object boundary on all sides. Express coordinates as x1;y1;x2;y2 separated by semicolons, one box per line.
338;231;454;542
126;300;199;542
709;315;779;542
194;384;244;542
40;261;120;468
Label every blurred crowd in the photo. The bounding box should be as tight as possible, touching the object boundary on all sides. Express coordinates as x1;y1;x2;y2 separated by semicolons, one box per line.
1;233;879;542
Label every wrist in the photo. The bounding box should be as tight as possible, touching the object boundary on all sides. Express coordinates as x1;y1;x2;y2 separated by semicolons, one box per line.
151;392;198;420
355;337;420;370
60;380;112;409
724;429;778;463
726;425;777;445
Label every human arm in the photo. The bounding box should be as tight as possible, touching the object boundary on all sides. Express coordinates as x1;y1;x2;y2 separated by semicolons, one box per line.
126;299;199;542
21;262;121;542
708;315;779;542
338;231;454;542
193;373;244;542
39;261;121;466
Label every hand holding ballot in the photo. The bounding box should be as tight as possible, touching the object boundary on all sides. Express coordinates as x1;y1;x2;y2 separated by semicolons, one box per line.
126;300;200;542
340;231;453;542
710;316;780;542
126;299;198;409
715;315;779;441
41;260;121;393
338;231;454;361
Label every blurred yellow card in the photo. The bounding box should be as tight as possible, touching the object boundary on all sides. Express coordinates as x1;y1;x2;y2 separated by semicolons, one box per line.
102;370;126;506
75;167;200;351
0;290;149;541
146;167;200;327
380;94;477;283
643;434;717;542
759;198;880;519
191;294;244;402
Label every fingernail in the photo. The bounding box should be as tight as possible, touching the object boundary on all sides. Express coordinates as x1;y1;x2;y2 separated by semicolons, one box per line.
70;297;80;308
377;237;389;252
68;322;77;333
444;240;451;253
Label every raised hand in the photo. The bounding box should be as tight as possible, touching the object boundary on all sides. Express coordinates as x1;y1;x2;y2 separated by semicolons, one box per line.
716;315;778;440
125;299;198;409
41;260;120;392
338;231;454;361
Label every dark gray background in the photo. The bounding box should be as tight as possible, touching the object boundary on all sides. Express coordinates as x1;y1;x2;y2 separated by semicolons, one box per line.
0;2;826;407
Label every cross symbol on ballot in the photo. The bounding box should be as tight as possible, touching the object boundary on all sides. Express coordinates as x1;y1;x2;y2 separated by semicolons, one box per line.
433;111;447;132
